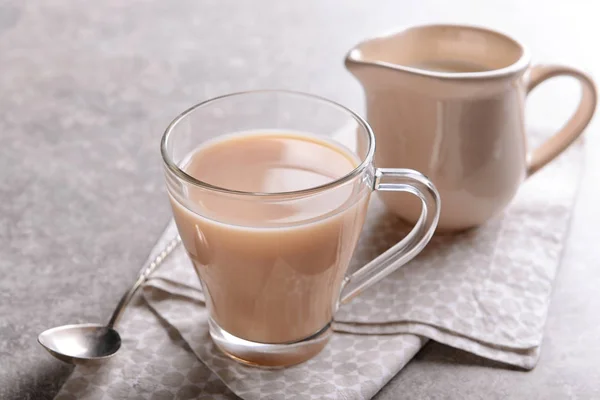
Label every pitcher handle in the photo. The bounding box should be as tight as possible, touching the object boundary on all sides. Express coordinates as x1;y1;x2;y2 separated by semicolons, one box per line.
526;65;597;176
339;168;441;305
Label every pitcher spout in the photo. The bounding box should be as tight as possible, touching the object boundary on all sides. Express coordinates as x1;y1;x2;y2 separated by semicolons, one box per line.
344;44;404;88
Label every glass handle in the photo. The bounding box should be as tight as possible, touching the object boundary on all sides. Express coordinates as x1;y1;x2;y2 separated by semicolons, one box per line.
339;168;441;305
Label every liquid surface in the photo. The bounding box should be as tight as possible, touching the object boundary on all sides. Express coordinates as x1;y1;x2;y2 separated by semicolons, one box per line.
179;131;361;225
411;59;490;73
184;131;357;193
169;131;371;350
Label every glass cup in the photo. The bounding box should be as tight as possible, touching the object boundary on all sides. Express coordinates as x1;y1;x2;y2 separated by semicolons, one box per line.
161;90;440;367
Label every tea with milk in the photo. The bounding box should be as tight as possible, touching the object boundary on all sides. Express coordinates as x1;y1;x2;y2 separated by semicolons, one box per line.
169;131;371;344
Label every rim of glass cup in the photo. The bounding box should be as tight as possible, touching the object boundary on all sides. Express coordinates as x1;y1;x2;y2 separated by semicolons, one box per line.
160;90;376;198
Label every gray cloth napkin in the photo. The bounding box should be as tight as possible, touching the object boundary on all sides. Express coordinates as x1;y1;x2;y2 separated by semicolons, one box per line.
56;139;582;400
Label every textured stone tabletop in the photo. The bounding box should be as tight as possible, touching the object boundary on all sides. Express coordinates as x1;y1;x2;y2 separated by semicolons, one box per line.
1;1;599;399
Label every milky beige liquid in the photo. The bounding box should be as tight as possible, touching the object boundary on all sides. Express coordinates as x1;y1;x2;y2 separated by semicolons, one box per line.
411;59;490;73
168;131;370;344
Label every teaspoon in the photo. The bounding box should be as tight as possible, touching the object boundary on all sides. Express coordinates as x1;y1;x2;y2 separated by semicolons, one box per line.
37;236;181;364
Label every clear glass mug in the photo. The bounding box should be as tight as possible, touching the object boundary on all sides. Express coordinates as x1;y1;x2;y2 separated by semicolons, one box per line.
161;91;440;367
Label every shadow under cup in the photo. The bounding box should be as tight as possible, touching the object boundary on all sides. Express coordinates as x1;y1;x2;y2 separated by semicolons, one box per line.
161;91;440;367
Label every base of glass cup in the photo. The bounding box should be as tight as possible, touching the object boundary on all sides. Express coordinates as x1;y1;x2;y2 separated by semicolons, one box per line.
208;318;332;368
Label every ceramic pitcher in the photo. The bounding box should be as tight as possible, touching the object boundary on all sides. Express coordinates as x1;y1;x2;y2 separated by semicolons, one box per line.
346;24;597;231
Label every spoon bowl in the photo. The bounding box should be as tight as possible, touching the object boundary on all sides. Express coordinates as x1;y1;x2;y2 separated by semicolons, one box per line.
38;323;122;364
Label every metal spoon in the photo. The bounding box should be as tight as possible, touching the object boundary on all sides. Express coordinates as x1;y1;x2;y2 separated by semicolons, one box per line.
38;236;181;364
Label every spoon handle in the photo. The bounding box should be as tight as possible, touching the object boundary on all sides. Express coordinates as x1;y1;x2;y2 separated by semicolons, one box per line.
107;235;182;328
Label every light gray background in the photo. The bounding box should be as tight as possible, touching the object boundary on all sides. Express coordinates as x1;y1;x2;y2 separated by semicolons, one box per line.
1;0;599;399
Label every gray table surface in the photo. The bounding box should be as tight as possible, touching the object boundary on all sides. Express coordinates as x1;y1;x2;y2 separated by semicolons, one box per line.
2;0;599;399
